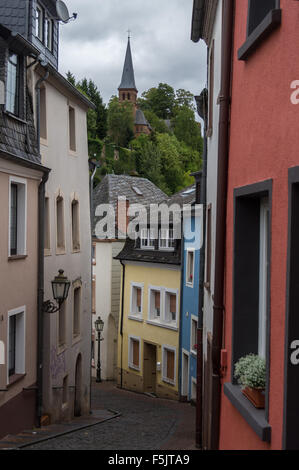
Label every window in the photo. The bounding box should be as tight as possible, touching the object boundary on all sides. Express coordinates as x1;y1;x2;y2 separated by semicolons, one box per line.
165;291;177;324
92;244;96;265
92;275;96;314
191;316;198;355
56;195;65;251
191;378;197;401
73;286;81;336
162;346;176;385
248;0;277;36
6;53;20;116
71;199;80;251
7;307;25;382
238;0;281;61
9;177;26;257
186;249;194;286
149;288;161;320
130;283;143;317
159;228;175;251
141;228;155;250
36;5;44;41
58;300;66;347
40;86;47;140
44;196;50;251
232;185;271;367
45;17;53;51
69;106;76;152
129;336;140;371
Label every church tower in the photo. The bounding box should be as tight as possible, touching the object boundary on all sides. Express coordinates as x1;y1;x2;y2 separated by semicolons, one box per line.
118;35;151;137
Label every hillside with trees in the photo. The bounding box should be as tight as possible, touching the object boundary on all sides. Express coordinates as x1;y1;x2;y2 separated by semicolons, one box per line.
67;74;202;194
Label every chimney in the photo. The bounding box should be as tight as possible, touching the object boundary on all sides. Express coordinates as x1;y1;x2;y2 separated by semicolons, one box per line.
116;196;130;237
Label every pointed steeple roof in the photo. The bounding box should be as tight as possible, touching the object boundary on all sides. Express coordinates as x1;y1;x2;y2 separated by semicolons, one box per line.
118;37;137;91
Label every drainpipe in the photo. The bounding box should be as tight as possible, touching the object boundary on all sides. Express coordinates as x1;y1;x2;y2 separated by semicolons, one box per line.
178;222;184;401
193;88;208;449
36;67;50;426
119;260;126;389
89;161;98;413
210;0;234;450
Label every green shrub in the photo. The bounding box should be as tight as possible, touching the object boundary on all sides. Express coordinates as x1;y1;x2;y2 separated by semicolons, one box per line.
234;354;266;390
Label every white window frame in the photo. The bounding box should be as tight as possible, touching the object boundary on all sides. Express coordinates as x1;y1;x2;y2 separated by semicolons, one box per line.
159;228;175;251
129;282;144;319
36;4;44;41
148;286;163;321
7;306;26;384
181;349;189;397
128;335;141;371
186;248;195;287
258;198;269;360
162;345;176;386
164;288;179;327
45;16;53;51
8;176;27;257
190;315;198;356
141;228;155;250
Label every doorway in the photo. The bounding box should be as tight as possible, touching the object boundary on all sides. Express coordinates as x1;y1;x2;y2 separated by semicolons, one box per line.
143;342;156;394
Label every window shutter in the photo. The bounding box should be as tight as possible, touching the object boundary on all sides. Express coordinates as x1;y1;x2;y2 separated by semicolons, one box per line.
166;350;174;381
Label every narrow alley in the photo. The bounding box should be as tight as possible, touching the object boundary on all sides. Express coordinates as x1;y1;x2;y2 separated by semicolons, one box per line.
24;381;196;450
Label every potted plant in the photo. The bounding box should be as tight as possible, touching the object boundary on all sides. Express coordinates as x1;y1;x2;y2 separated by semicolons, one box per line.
234;354;266;409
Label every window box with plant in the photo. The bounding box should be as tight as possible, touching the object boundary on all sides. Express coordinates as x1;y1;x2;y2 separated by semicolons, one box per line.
234;354;266;409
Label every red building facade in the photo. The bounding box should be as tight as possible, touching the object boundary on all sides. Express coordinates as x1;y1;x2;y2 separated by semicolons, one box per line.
220;0;299;450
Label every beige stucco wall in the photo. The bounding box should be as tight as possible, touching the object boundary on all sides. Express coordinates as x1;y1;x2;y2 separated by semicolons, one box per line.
92;240;124;380
0;157;42;408
31;68;92;423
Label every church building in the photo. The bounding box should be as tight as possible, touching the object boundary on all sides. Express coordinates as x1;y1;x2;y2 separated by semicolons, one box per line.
118;36;151;138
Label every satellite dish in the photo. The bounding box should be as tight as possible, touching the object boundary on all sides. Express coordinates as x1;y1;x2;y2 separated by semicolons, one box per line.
56;0;70;23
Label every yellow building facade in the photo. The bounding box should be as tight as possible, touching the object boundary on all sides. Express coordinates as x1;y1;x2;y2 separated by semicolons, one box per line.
117;262;181;400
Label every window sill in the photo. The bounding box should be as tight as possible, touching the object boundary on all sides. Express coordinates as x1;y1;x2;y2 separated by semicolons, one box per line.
224;383;271;442
162;377;175;386
128;315;143;323
186;282;194;288
4;111;28;125
146;319;178;331
129;364;140;372
8;373;26;388
8;255;27;261
238;9;281;61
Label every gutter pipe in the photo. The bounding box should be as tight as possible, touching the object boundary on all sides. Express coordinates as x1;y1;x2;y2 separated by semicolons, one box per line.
210;0;234;450
194;88;208;449
36;67;50;426
119;260;125;389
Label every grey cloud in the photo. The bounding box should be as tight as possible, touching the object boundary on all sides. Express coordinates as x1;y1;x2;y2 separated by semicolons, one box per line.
59;0;207;107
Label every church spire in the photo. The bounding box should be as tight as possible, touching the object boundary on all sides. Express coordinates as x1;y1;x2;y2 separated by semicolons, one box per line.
118;36;137;92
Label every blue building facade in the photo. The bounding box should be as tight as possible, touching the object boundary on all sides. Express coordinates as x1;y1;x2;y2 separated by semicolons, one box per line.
180;210;200;402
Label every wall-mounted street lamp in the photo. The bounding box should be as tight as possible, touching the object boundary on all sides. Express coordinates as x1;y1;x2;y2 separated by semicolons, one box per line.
94;316;104;383
43;270;71;313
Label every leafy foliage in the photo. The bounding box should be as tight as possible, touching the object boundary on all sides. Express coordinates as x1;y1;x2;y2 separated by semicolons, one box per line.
234;354;266;390
107;96;134;148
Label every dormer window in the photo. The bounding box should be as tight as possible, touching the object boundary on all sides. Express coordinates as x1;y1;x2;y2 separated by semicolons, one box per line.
141;228;155;250
159;228;175;251
6;53;20;116
36;4;44;42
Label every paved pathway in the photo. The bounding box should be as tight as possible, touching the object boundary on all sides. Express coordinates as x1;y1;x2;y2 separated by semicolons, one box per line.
25;380;197;450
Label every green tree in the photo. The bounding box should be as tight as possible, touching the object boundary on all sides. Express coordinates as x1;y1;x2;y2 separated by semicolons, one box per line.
171;105;202;151
107;96;134;147
174;88;196;112
139;83;176;119
131;134;165;189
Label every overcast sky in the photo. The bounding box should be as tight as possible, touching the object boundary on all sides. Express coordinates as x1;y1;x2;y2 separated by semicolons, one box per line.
59;0;207;107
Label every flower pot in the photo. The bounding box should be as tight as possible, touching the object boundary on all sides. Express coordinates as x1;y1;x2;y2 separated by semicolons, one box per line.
242;387;265;409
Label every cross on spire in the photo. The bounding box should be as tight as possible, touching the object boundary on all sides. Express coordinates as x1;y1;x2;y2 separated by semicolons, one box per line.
127;29;131;39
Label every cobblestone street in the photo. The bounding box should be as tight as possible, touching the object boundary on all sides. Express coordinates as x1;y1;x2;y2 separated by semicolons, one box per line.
25;380;197;450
